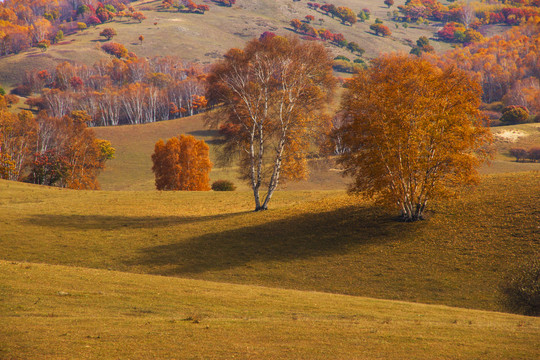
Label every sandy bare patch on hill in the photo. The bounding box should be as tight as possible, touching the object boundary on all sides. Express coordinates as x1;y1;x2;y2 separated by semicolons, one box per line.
494;129;529;142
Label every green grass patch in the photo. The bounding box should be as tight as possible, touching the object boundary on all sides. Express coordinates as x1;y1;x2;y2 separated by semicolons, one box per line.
1;260;538;359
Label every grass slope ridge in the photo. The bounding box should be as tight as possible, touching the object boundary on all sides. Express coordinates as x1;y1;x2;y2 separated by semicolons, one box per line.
1;260;538;360
0;172;538;312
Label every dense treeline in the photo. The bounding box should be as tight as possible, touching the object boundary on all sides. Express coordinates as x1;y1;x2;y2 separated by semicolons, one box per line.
428;20;540;115
159;0;210;13
398;0;540;26
0;106;114;188
0;0;142;56
23;56;208;126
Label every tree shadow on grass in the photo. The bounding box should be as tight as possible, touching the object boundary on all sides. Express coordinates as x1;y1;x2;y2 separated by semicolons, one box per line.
24;212;247;230
188;129;219;137
128;204;418;276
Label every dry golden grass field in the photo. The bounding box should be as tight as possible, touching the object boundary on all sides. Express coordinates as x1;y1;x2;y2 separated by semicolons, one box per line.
1;0;539;358
0;171;539;358
1;260;539;360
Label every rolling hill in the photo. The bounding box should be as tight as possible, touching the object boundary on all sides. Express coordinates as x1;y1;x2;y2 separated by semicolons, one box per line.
0;171;539;358
0;0;506;89
0;171;538;312
1;260;538;359
0;0;539;358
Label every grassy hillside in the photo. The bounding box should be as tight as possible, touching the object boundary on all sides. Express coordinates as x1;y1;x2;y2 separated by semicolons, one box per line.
0;0;480;88
0;172;538;312
93;113;540;191
483;123;540;173
1;260;538;360
93;113;348;191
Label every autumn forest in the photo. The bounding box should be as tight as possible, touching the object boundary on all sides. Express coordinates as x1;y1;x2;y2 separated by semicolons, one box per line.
0;0;539;358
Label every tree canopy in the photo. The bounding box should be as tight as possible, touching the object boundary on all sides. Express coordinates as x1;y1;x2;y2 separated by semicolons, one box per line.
337;54;492;221
151;134;212;191
207;35;335;210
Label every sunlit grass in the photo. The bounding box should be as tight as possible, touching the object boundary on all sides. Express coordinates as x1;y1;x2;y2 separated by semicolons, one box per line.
1;260;538;359
1;172;538;312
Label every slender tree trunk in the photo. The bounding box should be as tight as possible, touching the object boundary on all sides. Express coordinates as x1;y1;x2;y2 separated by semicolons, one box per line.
261;133;287;210
254;123;265;211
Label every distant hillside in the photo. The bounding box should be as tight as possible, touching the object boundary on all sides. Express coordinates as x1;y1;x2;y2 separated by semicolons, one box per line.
0;0;472;88
93;113;349;191
93;113;540;191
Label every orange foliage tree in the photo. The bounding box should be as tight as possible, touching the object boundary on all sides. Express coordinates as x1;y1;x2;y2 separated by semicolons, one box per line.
151;134;212;191
207;35;335;210
101;41;128;58
29;110;114;189
99;27;117;40
0;108;114;189
0;109;36;180
429;19;540;110
338;54;492;221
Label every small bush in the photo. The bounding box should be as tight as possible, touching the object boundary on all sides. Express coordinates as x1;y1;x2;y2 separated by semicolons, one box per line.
11;84;32;97
101;42;128;58
500;259;540;316
211;180;236;191
500;105;530;125
334;55;351;62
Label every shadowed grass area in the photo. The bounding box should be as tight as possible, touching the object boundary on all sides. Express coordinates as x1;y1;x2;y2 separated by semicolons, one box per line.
1;260;538;360
0;172;538;312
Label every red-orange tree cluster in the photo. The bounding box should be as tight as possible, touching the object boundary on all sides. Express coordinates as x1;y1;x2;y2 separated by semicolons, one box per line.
151;134;212;191
437;22;483;43
23;56;208;126
0;1;141;56
370;23;392;37
160;0;210;14
314;3;357;25
101;41;128;58
0;108;114;189
212;0;236;7
428;20;540;115
398;0;540;26
290;19;352;46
